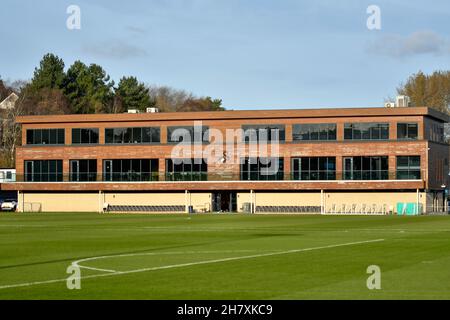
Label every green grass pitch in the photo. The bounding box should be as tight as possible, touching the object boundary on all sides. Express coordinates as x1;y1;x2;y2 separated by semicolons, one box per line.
0;212;450;299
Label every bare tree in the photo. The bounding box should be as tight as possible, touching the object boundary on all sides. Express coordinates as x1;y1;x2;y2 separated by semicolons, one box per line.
1;93;26;167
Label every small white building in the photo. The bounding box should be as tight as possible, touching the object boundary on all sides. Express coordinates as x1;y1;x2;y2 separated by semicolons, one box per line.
0;169;16;182
0;92;18;110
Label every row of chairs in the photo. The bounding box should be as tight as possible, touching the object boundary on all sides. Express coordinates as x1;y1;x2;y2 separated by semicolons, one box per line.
107;205;185;212
326;204;388;215
256;206;321;213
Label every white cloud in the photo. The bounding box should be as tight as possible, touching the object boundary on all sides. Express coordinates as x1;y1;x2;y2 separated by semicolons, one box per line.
368;30;450;58
82;40;148;59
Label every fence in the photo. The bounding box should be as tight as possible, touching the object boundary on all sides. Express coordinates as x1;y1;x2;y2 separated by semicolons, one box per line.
23;202;42;212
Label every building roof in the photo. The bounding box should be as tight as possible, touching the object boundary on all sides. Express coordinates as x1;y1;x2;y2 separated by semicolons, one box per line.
0;92;18;110
15;106;450;124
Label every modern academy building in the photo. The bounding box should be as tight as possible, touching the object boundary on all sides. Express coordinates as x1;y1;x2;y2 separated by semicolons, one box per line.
1;106;449;214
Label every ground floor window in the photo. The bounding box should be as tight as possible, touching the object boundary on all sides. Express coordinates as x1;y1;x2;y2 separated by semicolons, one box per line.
165;158;207;181
396;156;421;179
292;157;336;180
240;157;284;180
70;160;97;181
24;160;63;182
343;156;388;180
103;159;158;181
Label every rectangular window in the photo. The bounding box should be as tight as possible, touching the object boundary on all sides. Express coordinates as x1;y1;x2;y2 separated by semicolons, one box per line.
291;157;336;180
242;125;285;143
70;159;97;181
102;159;159;181
344;123;389;140
105;127;160;144
343;156;388;180
396;156;421;179
240;157;284;180
165;159;207;181
167;126;209;143
72;128;99;144
397;123;418;140
292;124;336;141
425;122;445;143
26;129;65;145
24;160;63;182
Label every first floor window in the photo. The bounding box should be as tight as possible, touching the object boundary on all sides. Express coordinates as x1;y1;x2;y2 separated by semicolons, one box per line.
165;158;207;181
24;160;63;182
240;157;284;180
396;156;421;179
103;159;159;181
292;157;336;180
343;156;388;180
70;160;97;181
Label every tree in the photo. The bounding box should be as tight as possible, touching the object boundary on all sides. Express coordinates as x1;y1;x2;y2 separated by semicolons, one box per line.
29;53;65;90
64;61;114;114
114;76;154;113
1;93;27;167
178;96;224;112
0;77;14;101
147;85;224;112
397;70;450;114
19;86;71;115
147;85;193;112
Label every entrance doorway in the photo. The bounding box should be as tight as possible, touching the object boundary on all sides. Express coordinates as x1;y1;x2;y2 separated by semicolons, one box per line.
212;192;237;212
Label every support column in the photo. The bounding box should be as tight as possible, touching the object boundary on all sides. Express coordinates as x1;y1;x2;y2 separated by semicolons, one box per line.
185;190;190;213
416;189;420;215
17;190;21;212
321;190;324;214
98;190;103;213
250;190;255;213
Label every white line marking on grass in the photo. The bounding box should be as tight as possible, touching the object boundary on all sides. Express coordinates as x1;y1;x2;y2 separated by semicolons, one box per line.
77;265;117;273
0;239;384;290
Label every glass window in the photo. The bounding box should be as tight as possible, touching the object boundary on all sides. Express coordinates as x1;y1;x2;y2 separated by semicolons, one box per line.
343;156;389;180
397;123;418;140
292;157;336;180
24;160;63;182
240;157;284;180
167;126;209;143
105;127;160;144
166;158;207;181
292;124;336;141
242;125;285;143
105;129;114;143
396;156;421;179
26;129;64;145
70;160;97;181
103;159;159;181
344;123;389;140
72;128;99;144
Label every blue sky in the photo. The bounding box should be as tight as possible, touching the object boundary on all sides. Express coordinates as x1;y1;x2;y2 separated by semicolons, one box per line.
1;0;449;109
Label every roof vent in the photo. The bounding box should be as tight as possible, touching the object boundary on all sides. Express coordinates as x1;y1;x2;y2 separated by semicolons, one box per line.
127;109;140;114
396;95;410;107
146;107;159;113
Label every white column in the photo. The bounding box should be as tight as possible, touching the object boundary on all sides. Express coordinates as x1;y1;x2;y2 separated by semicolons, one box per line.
250;190;254;213
320;190;324;214
98;190;102;213
416;189;420;215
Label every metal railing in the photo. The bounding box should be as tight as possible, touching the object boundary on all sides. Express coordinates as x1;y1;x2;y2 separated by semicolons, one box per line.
5;170;427;182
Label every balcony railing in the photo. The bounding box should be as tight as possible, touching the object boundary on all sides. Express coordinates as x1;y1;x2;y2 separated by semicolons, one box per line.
4;170;426;183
